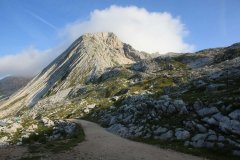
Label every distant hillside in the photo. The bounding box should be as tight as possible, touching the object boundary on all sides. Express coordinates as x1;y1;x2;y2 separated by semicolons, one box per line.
0;76;31;98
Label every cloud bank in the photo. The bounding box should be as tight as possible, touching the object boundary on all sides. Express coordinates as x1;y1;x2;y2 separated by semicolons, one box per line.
64;5;194;54
0;5;194;77
0;46;66;78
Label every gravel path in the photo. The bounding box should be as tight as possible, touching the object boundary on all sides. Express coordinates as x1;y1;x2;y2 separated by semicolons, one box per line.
0;120;204;160
65;119;203;160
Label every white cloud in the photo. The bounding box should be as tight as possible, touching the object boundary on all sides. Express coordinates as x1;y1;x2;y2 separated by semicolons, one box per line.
0;45;66;77
63;5;194;54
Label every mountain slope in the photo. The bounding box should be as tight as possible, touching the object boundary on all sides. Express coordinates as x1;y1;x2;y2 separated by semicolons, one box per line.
0;76;31;99
0;32;149;118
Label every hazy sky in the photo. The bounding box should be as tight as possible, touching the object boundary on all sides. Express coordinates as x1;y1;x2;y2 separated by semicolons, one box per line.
0;0;240;77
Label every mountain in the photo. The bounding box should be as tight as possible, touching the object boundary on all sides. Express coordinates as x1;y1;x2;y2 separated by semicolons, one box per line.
0;32;149;118
0;76;31;99
0;32;240;159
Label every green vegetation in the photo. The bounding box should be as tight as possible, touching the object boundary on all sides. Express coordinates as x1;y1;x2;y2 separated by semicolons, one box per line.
22;124;53;144
181;76;240;107
27;123;85;154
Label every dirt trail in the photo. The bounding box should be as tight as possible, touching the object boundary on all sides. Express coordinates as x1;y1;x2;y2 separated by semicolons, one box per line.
0;120;204;160
65;119;203;160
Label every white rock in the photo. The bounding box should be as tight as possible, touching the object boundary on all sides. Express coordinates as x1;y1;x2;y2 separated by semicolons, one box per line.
41;117;54;127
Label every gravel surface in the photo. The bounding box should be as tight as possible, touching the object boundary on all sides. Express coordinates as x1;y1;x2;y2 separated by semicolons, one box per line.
0;120;204;160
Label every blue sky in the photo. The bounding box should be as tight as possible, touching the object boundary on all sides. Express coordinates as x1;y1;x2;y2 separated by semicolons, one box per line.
0;0;240;77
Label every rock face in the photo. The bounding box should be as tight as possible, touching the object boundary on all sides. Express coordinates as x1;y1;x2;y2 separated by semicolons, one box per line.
0;32;149;118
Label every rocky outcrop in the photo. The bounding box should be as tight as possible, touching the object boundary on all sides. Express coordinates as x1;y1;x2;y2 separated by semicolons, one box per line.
0;117;78;146
89;93;240;156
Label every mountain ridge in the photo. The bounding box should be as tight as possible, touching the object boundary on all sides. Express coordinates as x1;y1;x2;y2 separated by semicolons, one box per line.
0;32;149;117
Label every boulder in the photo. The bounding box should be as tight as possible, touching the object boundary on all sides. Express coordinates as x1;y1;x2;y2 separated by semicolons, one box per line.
196;107;219;117
192;133;207;142
229;109;240;121
203;117;218;125
173;99;188;114
193;100;204;111
41;117;54;127
83;104;96;114
107;124;129;137
175;129;190;140
158;130;173;140
159;95;171;101
154;127;168;135
196;124;207;133
207;134;217;141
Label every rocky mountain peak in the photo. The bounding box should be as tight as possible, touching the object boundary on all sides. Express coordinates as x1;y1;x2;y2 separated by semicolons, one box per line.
81;32;123;48
0;32;149;117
